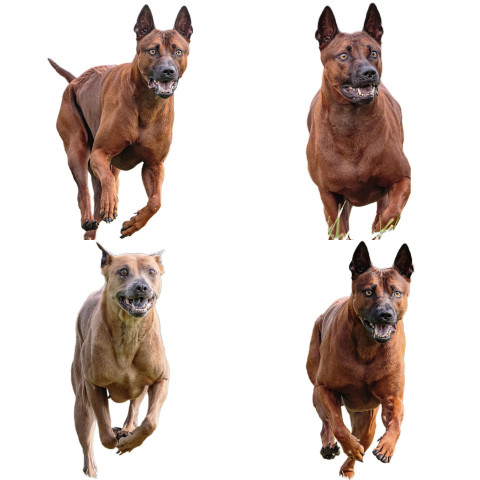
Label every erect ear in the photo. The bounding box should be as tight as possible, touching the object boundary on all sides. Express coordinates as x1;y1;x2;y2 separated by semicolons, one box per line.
174;6;193;40
393;244;414;279
363;3;383;44
316;6;339;49
349;242;372;278
134;5;155;40
96;242;114;267
150;249;165;274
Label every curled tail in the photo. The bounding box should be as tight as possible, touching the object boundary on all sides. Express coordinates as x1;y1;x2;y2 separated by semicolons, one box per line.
48;58;76;83
306;316;323;384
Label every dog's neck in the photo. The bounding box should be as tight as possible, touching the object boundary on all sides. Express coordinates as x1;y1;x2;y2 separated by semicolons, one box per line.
103;297;157;360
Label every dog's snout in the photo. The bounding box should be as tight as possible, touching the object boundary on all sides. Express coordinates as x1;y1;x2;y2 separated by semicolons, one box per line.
358;65;378;81
374;306;396;323
134;281;150;294
159;66;176;79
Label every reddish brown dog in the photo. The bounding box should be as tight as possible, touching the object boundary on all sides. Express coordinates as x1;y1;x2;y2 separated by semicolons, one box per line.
307;242;413;478
72;244;168;477
49;5;192;240
307;4;411;239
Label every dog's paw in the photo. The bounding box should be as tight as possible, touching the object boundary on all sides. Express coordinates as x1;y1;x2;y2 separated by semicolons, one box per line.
116;430;146;455
120;213;147;238
100;192;118;224
339;435;364;462
372;435;395;463
82;219;99;231
113;427;133;440
320;442;341;460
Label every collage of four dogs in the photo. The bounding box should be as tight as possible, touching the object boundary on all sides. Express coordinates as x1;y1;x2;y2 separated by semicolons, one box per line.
2;0;479;479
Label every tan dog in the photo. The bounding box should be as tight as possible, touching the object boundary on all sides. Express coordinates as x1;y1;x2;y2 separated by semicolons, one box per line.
72;244;168;477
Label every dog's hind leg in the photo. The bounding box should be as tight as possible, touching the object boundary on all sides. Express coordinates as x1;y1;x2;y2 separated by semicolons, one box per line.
372;178;411;235
319;189;350;240
74;384;98;477
313;385;340;459
339;407;379;478
57;88;98;237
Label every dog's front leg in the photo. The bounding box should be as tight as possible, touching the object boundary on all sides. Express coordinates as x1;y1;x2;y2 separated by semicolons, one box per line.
318;385;365;461
120;162;165;238
116;377;169;454
85;381;117;449
372;396;404;463
90;147;124;224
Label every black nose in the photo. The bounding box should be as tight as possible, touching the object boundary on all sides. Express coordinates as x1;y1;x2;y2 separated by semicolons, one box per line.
378;311;393;321
359;67;378;80
160;67;175;79
134;282;150;293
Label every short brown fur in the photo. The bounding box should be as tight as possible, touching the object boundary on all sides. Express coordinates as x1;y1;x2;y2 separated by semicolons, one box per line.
307;4;410;238
306;242;413;478
50;5;192;239
72;245;168;477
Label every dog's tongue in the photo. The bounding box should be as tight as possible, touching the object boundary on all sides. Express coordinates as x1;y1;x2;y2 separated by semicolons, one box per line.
359;85;373;95
374;324;392;337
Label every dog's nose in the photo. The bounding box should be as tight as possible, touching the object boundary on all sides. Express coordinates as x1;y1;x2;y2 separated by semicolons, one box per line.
134;282;150;293
160;67;176;79
359;67;377;80
378;311;393;321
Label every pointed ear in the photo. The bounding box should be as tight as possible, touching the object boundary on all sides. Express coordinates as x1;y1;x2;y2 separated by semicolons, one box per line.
363;3;383;44
150;249;165;274
174;6;193;40
393;244;414;279
96;242;113;267
134;5;155;40
316;6;339;49
349;242;372;278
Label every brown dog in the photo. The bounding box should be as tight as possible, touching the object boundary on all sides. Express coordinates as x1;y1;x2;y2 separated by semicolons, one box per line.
307;4;411;239
49;5;192;240
306;242;413;478
72;244;168;477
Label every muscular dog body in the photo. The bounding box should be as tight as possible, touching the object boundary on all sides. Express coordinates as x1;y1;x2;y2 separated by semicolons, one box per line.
72;244;168;477
306;242;413;478
50;5;192;239
307;4;411;238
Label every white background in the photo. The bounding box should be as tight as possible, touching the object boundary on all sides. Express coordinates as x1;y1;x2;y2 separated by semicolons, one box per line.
1;0;479;478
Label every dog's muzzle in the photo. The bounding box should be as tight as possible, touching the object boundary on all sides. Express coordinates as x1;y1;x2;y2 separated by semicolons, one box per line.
362;309;398;343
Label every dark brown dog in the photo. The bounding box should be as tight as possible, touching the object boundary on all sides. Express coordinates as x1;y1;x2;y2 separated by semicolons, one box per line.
306;242;413;478
307;4;410;239
72;244;168;476
49;5;192;240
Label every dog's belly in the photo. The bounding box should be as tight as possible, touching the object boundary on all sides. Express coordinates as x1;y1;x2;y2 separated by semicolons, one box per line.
338;183;387;206
341;390;380;412
107;383;147;403
111;145;150;171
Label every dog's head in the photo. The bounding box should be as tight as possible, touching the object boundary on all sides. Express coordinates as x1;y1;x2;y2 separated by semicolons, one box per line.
97;243;165;318
134;5;192;98
316;4;383;105
349;242;413;343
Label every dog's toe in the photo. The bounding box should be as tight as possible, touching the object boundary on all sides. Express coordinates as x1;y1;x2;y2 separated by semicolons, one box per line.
321;442;341;460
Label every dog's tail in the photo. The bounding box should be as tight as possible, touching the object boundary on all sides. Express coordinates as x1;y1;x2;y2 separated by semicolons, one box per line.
306;316;323;385
48;58;76;83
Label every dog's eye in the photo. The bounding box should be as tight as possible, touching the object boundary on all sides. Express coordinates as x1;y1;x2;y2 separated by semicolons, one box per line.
175;49;183;56
394;291;402;298
370;50;378;58
338;53;348;61
364;290;373;297
119;269;128;277
148;268;156;276
149;49;156;56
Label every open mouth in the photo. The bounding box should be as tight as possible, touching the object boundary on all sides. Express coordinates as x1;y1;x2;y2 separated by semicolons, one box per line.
117;295;155;317
148;78;178;98
363;319;396;343
341;83;378;103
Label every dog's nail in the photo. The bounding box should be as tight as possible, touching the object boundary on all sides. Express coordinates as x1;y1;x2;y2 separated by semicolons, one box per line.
100;211;104;218
120;235;125;239
388;456;391;463
114;213;117;219
373;450;378;455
